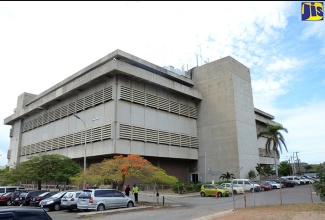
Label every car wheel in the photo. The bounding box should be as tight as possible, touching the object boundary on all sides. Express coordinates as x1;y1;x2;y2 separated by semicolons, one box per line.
217;192;222;197
127;201;134;208
200;192;206;197
54;204;60;211
273;186;277;189
233;190;237;194
97;204;105;211
68;207;73;212
250;188;254;192
6;200;12;206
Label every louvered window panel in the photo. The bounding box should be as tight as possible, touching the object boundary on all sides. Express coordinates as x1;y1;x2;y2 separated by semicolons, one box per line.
68;102;75;115
84;94;93;109
170;133;180;146
180;104;189;117
59;136;66;148
45;140;52;151
104;86;113;102
119;124;131;139
146;128;158;143
20;146;26;156
158;97;169;112
120;85;132;101
25;145;31;155
30;144;36;154
189;106;197;118
27;121;32;131
61;105;68;118
181;134;190;147
54;108;61;121
76;99;84;113
32;118;38;129
43;113;49;124
22;122;27;132
49;111;55;122
145;93;157;108
132;126;145;142
74;131;83;146
190;136;199;148
85;130;91;144
102;124;111;140
38;116;43;126
40;141;46;152
158;131;170;145
66;134;74;147
170;100;179;114
92;126;102;142
35;142;41;153
133;89;145;105
93;90;103;106
52;138;59;150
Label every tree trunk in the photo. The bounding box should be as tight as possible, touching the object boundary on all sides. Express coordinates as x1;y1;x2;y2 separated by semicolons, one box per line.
274;151;278;178
38;180;42;190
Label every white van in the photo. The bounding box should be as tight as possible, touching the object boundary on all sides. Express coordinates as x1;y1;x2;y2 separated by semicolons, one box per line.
232;179;261;192
0;186;25;196
281;176;301;185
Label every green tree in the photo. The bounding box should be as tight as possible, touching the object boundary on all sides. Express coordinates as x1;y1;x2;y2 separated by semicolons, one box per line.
219;172;235;181
278;161;292;176
248;170;256;179
2;154;81;189
255;163;274;179
304;165;313;172
313;163;325;201
257;123;288;178
79;154;178;191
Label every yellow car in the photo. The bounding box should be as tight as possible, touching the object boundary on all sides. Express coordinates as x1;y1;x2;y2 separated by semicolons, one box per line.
200;184;230;197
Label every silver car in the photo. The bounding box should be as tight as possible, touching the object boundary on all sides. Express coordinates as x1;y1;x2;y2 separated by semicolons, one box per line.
77;189;135;211
60;191;83;211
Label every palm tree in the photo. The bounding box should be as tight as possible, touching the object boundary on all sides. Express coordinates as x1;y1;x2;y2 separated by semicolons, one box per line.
219;172;235;181
257;123;288;178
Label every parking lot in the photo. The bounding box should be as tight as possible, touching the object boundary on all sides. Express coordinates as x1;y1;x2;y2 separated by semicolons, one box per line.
40;184;322;220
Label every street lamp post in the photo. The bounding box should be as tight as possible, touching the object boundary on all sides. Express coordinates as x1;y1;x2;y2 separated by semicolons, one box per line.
73;114;99;189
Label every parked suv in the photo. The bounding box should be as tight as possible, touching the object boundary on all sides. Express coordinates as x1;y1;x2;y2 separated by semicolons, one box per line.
11;190;32;206
77;189;135;211
30;191;59;207
60;191;83;211
282;176;301;185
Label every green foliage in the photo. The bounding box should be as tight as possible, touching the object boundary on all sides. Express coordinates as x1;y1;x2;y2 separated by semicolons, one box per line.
172;181;185;194
304;165;313;172
172;182;202;193
219;172;235;181
1;154;81;189
313;164;325;201
248;170;256;179
278;161;292;176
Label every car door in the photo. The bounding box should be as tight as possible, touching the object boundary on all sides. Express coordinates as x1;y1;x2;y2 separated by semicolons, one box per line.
113;190;127;207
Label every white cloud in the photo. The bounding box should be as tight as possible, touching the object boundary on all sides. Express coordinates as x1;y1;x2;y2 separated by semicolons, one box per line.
278;100;325;164
266;57;300;72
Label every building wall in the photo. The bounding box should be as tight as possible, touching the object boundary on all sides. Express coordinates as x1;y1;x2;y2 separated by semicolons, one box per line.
192;56;259;180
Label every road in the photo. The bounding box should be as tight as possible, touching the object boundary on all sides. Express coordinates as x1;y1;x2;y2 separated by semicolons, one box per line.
42;184;322;220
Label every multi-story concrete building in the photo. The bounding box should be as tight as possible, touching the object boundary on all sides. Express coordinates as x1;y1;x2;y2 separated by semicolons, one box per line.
4;49;280;182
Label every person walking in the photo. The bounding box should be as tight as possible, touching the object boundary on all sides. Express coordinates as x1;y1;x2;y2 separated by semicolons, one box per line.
125;184;130;196
132;184;139;203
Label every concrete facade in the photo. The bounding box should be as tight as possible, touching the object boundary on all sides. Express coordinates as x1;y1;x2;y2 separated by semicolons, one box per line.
4;49;279;182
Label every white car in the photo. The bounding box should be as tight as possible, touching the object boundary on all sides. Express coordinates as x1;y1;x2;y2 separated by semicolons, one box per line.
265;181;283;189
220;183;245;194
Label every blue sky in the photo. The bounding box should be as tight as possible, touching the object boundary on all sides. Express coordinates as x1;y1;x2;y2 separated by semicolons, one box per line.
0;1;324;166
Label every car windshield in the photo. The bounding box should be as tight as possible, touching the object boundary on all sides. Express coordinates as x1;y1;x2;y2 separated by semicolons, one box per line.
79;191;92;199
38;192;51;197
63;192;74;198
217;185;224;189
51;191;66;198
2;192;12;196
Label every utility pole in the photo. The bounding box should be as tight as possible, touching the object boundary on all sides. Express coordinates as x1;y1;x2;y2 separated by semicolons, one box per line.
295;152;300;174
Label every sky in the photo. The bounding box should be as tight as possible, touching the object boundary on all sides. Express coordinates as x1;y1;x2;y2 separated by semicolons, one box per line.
0;1;324;166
